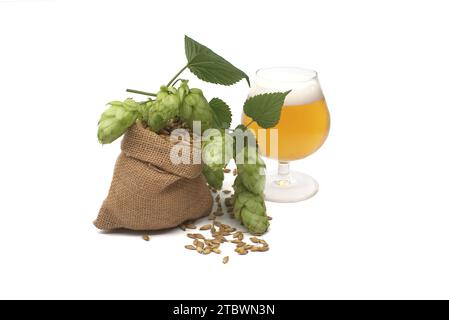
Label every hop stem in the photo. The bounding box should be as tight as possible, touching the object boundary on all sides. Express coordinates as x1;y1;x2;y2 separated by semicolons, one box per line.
245;120;255;129
167;65;188;87
126;89;157;97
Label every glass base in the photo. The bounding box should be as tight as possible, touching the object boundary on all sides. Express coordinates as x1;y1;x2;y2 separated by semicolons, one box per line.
264;171;319;203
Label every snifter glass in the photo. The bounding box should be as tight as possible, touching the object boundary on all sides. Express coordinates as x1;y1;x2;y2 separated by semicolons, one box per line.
242;67;330;202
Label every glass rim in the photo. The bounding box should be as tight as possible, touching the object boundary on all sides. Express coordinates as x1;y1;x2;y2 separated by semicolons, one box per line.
255;66;318;83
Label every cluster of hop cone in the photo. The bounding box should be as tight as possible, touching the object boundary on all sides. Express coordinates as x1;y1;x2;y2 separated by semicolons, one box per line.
97;79;269;234
96;36;288;235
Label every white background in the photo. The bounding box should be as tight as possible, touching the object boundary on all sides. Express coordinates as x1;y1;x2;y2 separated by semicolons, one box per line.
1;0;448;300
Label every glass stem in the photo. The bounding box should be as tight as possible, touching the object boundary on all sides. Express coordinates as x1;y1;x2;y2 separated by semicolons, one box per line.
277;161;291;186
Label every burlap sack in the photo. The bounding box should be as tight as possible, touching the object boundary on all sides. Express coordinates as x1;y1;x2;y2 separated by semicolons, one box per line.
94;122;213;231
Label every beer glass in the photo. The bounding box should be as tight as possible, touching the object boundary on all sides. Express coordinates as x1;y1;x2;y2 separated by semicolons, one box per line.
242;67;330;202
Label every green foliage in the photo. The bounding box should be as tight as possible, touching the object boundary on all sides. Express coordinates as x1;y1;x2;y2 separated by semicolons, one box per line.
96;36;288;235
243;91;291;128
185;35;250;86
209;98;232;129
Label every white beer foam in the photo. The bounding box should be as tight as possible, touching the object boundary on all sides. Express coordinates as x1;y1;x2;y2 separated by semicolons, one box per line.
248;67;323;106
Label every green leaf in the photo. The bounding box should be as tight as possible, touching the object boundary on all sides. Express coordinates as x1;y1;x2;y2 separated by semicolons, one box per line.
185;35;250;86
243;91;291;128
209;98;232;129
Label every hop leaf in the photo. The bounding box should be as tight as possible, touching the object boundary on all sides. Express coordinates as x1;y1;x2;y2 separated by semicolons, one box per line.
243;91;291;128
209;98;232;129
185;35;250;86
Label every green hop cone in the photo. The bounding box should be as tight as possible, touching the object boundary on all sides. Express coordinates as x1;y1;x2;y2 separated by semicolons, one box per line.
235;146;266;195
202;129;233;170
179;81;214;132
241;208;270;235
147;86;181;132
232;174;246;194
137;100;152;123
97;99;139;144
202;165;224;190
148;109;165;132
232;188;269;234
232;136;270;234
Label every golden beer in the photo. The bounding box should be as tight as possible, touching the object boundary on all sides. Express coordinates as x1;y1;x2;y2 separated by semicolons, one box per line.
245;67;330;202
242;97;330;161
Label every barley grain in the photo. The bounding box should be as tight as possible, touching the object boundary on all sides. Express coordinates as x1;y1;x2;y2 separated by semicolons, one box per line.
250;237;260;243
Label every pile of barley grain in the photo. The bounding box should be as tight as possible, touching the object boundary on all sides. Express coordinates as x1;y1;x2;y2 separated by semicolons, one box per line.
143;167;272;264
181;220;270;264
179;174;271;264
